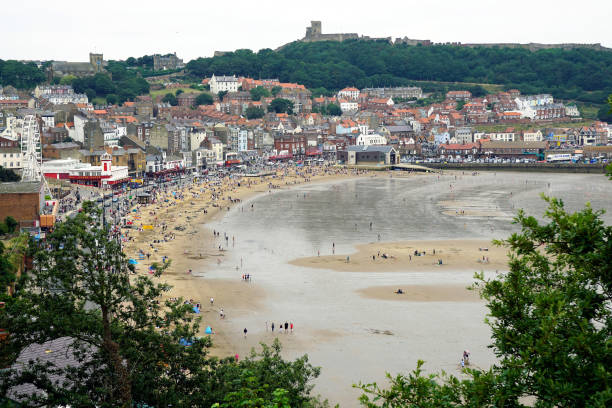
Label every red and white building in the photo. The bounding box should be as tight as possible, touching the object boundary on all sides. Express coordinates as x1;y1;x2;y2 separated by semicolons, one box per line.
42;153;129;189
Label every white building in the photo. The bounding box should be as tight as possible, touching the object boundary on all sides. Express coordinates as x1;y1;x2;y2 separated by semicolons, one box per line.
229;127;248;152
454;127;473;144
356;133;386;146
565;105;580;117
337;87;360;100
40;112;55;129
522;129;543;142
487;132;516;142
339;99;359;112
42;154;129;188
73;114;87;144
35;85;88;105
209;74;240;94
515;94;554;108
0;148;25;172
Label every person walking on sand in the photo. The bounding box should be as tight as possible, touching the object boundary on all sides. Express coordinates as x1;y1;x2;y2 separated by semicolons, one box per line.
271;322;275;332
243;328;248;338
210;297;214;305
284;322;289;332
290;322;293;332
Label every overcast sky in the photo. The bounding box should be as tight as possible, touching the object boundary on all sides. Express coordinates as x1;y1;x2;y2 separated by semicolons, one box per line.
4;0;611;62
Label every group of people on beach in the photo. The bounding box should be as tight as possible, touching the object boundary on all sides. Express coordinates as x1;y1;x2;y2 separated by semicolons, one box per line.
120;164;375;348
266;321;294;334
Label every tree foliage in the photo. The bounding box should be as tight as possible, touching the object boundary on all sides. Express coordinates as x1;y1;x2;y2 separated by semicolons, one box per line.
0;60;46;89
250;86;271;101
0;203;209;407
358;197;612;407
0;166;20;182
246;106;265;119
186;42;612;102
195;92;214;106
0;203;323;407
268;98;294;114
72;62;150;103
162;92;178;106
207;339;321;408
271;86;282;97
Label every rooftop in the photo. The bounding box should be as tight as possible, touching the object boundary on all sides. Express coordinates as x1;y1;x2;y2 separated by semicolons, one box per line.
0;181;42;194
346;145;394;153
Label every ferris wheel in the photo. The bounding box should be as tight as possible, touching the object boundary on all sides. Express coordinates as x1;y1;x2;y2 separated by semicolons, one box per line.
20;115;51;197
20;115;42;182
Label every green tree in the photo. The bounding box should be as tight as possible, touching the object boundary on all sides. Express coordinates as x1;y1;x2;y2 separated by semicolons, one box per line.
267;98;294;114
0;60;45;89
0;203;210;407
218;90;228;101
207;340;321;408
186;42;612;103
162;92;178;106
326;103;342;116
0;241;16;291
0;203;324;407
0;166;19;182
606;95;612;178
59;75;77;86
195;92;214;106
245;106;265;119
250;86;271;101
106;94;118;105
4;216;18;234
358;197;612;407
175;89;184;96
476;197;612;406
310;87;333;97
84;88;96;101
356;360;500;408
271;86;282;97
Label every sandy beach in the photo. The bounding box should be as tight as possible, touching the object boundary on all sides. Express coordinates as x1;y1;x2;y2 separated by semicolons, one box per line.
289;239;508;273
357;284;482;302
116;170;612;406
120;166;391;355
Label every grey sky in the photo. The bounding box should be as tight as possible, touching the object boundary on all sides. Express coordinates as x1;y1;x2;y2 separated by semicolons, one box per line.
3;0;611;62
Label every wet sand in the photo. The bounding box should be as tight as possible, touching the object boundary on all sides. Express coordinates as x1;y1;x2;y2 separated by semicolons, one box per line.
120;167;391;356
357;284;482;302
201;171;612;406
120;170;612;406
290;239;507;273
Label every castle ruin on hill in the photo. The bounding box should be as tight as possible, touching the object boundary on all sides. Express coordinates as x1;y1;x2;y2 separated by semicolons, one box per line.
289;21;610;52
301;21;391;44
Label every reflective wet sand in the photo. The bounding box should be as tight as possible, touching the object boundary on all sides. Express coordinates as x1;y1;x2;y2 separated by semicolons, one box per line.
203;172;612;406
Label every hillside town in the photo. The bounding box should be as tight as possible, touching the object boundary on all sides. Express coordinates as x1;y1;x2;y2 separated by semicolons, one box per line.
1;68;611;186
1;7;612;406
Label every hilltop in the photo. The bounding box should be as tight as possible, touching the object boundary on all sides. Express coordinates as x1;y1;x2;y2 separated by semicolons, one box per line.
187;39;612;104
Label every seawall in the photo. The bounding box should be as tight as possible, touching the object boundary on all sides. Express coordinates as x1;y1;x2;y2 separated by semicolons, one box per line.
418;162;608;173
